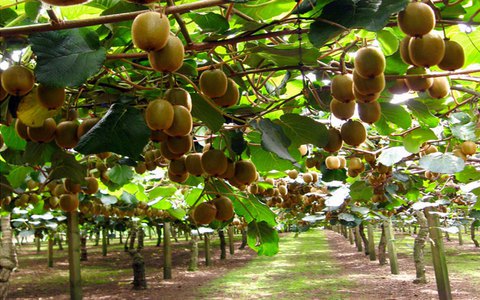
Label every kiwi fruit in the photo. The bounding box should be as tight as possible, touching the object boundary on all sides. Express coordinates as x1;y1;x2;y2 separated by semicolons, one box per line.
341;120;366;147
201;149;228;176
169;156;188;175
353;87;380;103
409;32;445;67
219;159;236;179
287;169;298;179
59;193;79;212
28;118;56;143
145;99;174;131
306;156;317;168
213;78;239;107
148;35;185;73
397;2;436;37
0;76;7;102
330;98;355;120
298;144;308;156
37;84;65;110
41;0;88;5
135;162;147;174
64;178;81;194
150;130;168;142
193;202;217;224
325;156;341;170
199;69;228;98
83;177;99;194
160;141;183;160
460;141;477;156
234;160;257;185
388;79;409;94
168;169;189;183
131;11;170;51
427;77;450;99
96;152;111;160
77;118;99;138
405;67;434;92
164;105;192;137
354;47;385;78
212;196;234;221
438;40;465;71
55;121;79;148
331;74;355;103
0;133;4;149
399;36;414;65
185;153;204;176
1;65;35;96
166;135;192;155
357;101;381;124
15;119;30;140
324;127;343;153
165;88;192;111
348;157;364;170
453;148;467;161
353;71;385;95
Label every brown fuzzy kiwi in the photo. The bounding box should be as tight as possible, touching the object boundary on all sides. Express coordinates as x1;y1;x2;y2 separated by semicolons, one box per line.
234;160;257;185
148;35;185;73
287;169;298;179
352;71;385;95
168;170;189;183
64;178;81;194
27;118;56;143
427;77;450;99
340;120;366;147
131;11;170;52
452;148;467;161
298;145;308;156
408;32;445;67
323;127;343;153
145;99;174;131
213;78;239;107
1;65;35;96
405;67;433;92
169;156;188;175
353;87;380;103
59;193;79;212
160;141;183;160
330;98;355;120
399;36;415;65
357;101;381;124
199;69;228;98
331;74;355;103
306;157;317;168
55;121;79;148
185;153;204;176
0;76;7;102
325;156;341;170
438;40;465;71
460;141;477;156
348;157;364;170
201;149;228;176
212;195;234;221
388;79;409;94
83;177;99;194
397;2;436;37
150;130;168;142
338;156;347;169
135;162;147;174
37;84;65;110
165;88;192;111
354;47;386;78
41;0;88;5
166;135;192;155
164;105;192;137
15;119;30;140
77;118;99;139
219;159;236;179
193;202;217;224
303;172;314;183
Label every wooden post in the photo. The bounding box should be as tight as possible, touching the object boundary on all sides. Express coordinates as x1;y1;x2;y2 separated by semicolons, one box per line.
228;226;235;255
348;228;354;245
163;222;172;279
384;218;399;275
354;227;363;252
102;226;107;256
47;235;54;268
425;208;452;300
204;234;211;266
67;212;82;300
457;225;463;246
188;234;198;271
219;229;226;260
413;210;428;284
35;236;41;253
367;223;376;261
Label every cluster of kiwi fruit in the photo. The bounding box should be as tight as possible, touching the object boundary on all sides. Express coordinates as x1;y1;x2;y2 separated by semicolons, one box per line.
325;155;346;170
397;2;464;98
131;11;184;73
199;69;239;108
192;195;235;225
453;140;477;161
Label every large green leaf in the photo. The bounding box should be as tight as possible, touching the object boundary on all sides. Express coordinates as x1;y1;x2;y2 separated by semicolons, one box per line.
233;194;277;227
279;114;328;148
30;28;106;87
247;221;279;256
403;128;437;153
377;146;411;166
349;181;373;202
377;29;399;56
407;99;439;128
380;102;412;129
249;145;294;172
189;12;229;34
49;151;87;183
0;123;26;151
191;94;225;133
455;165;480;183
23;142;59;165
419;153;465;174
107;165;133;186
148;186;177;200
6;166;34;188
75;103;150;159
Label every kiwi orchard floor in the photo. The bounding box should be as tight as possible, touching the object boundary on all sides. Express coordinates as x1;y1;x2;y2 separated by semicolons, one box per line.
7;229;480;299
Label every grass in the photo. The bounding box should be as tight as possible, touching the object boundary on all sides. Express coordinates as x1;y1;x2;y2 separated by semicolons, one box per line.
199;229;354;300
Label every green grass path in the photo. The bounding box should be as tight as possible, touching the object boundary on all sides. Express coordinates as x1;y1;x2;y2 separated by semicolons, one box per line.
199;229;354;300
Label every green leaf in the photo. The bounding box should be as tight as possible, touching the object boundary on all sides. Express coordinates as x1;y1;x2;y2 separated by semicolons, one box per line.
251;119;299;167
406;99;439;128
30;28;106;87
249;145;294;172
189;12;229;34
279;114;328;148
350;181;373;202
377;146;411;166
451;122;478;141
247;221;279;256
49;151;87;183
100;193;118;205
185;188;203;207
248;44;320;67
148;186;177;200
419;153;465;174
0;123;26;151
233;194;277;227
75;103;150;159
403;128;437;153
23;142;59;165
25;0;42;20
167;207;186;220
377;29;399;56
191;94;225;133
6;166;33;188
380;102;412;129
226;130;247;156
107;165;133;186
455;165;480;183
149;198;172;210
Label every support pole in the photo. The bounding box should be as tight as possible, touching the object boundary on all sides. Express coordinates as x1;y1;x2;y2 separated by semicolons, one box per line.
367;223;376;261
228;226;235;255
163;222;172;279
204;234;211;266
67;212;82;300
47;234;54;268
384;218;399;275
354;227;363;252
